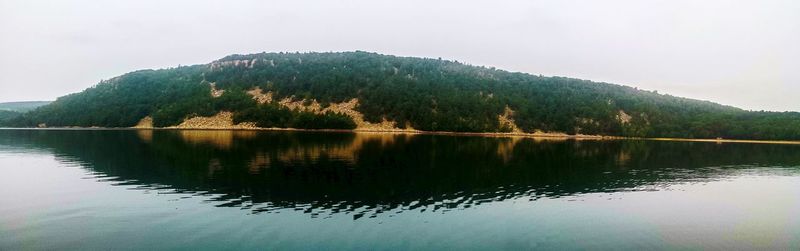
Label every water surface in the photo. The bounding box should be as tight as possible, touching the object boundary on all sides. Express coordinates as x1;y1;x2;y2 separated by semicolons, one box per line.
1;129;799;250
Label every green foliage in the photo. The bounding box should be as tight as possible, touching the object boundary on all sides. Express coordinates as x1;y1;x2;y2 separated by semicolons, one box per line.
0;110;21;125
293;111;357;129
150;87;215;127
0;101;51;113
7;51;800;140
213;87;257;111
235;104;292;128
13;66;207;127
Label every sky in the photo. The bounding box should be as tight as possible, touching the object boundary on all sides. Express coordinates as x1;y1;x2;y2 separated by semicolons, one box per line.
0;0;798;111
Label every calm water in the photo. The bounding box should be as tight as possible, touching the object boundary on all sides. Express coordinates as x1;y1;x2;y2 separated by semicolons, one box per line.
1;129;799;250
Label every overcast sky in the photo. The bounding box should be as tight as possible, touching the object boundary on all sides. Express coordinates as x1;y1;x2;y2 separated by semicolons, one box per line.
1;0;798;111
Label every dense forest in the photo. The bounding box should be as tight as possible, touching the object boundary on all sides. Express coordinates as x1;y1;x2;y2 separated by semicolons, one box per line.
0;110;20;125
0;101;51;112
0;101;50;126
4;51;800;140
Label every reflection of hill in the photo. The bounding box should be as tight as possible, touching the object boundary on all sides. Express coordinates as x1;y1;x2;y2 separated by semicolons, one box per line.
2;130;799;218
175;130;257;149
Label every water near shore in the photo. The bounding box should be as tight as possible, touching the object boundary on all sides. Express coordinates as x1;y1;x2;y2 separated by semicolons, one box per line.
1;129;799;250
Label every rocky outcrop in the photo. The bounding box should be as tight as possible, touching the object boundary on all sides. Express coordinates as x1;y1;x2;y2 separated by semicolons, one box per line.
210;83;225;98
247;87;273;104
289;97;415;132
617;110;632;124
498;106;522;133
169;111;257;129
133;116;153;128
210;59;258;70
146;90;590;137
244;87;416;132
278;97;323;112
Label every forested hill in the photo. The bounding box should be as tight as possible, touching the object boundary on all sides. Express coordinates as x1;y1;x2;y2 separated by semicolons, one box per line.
0;101;51;112
4;51;800;140
0;101;51;125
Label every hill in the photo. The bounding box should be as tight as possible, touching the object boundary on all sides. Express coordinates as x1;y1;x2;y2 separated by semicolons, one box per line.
0;101;50;125
0;101;51;112
0;110;20;125
4;51;800;140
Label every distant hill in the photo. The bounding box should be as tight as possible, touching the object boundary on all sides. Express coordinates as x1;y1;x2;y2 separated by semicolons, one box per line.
0;110;20;125
0;101;51;125
0;101;51;112
4;51;800;140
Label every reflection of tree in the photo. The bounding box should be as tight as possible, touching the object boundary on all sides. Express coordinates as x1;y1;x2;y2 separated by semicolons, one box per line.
2;130;799;219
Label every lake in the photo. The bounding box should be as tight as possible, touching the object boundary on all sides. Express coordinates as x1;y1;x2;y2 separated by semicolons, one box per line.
1;129;799;250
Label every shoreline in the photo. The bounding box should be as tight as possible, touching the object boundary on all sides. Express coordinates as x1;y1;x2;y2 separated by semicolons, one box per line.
645;137;800;145
2;127;800;145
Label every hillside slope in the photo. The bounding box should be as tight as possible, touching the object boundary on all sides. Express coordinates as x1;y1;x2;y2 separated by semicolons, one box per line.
0;101;51;112
5;51;800;140
0;110;20;125
0;101;51;125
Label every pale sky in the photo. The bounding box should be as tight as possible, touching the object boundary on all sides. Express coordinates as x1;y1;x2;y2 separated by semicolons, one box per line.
1;0;798;111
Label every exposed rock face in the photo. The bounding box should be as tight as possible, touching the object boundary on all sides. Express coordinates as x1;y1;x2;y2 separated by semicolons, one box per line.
210;83;225;98
152;89;586;136
246;87;273;104
293;97;415;131
133;116;153;128
498;106;522;133
278;97;322;112
617;110;633;124
245;87;416;131
210;59;258;70
168;86;415;131
169;111;257;129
